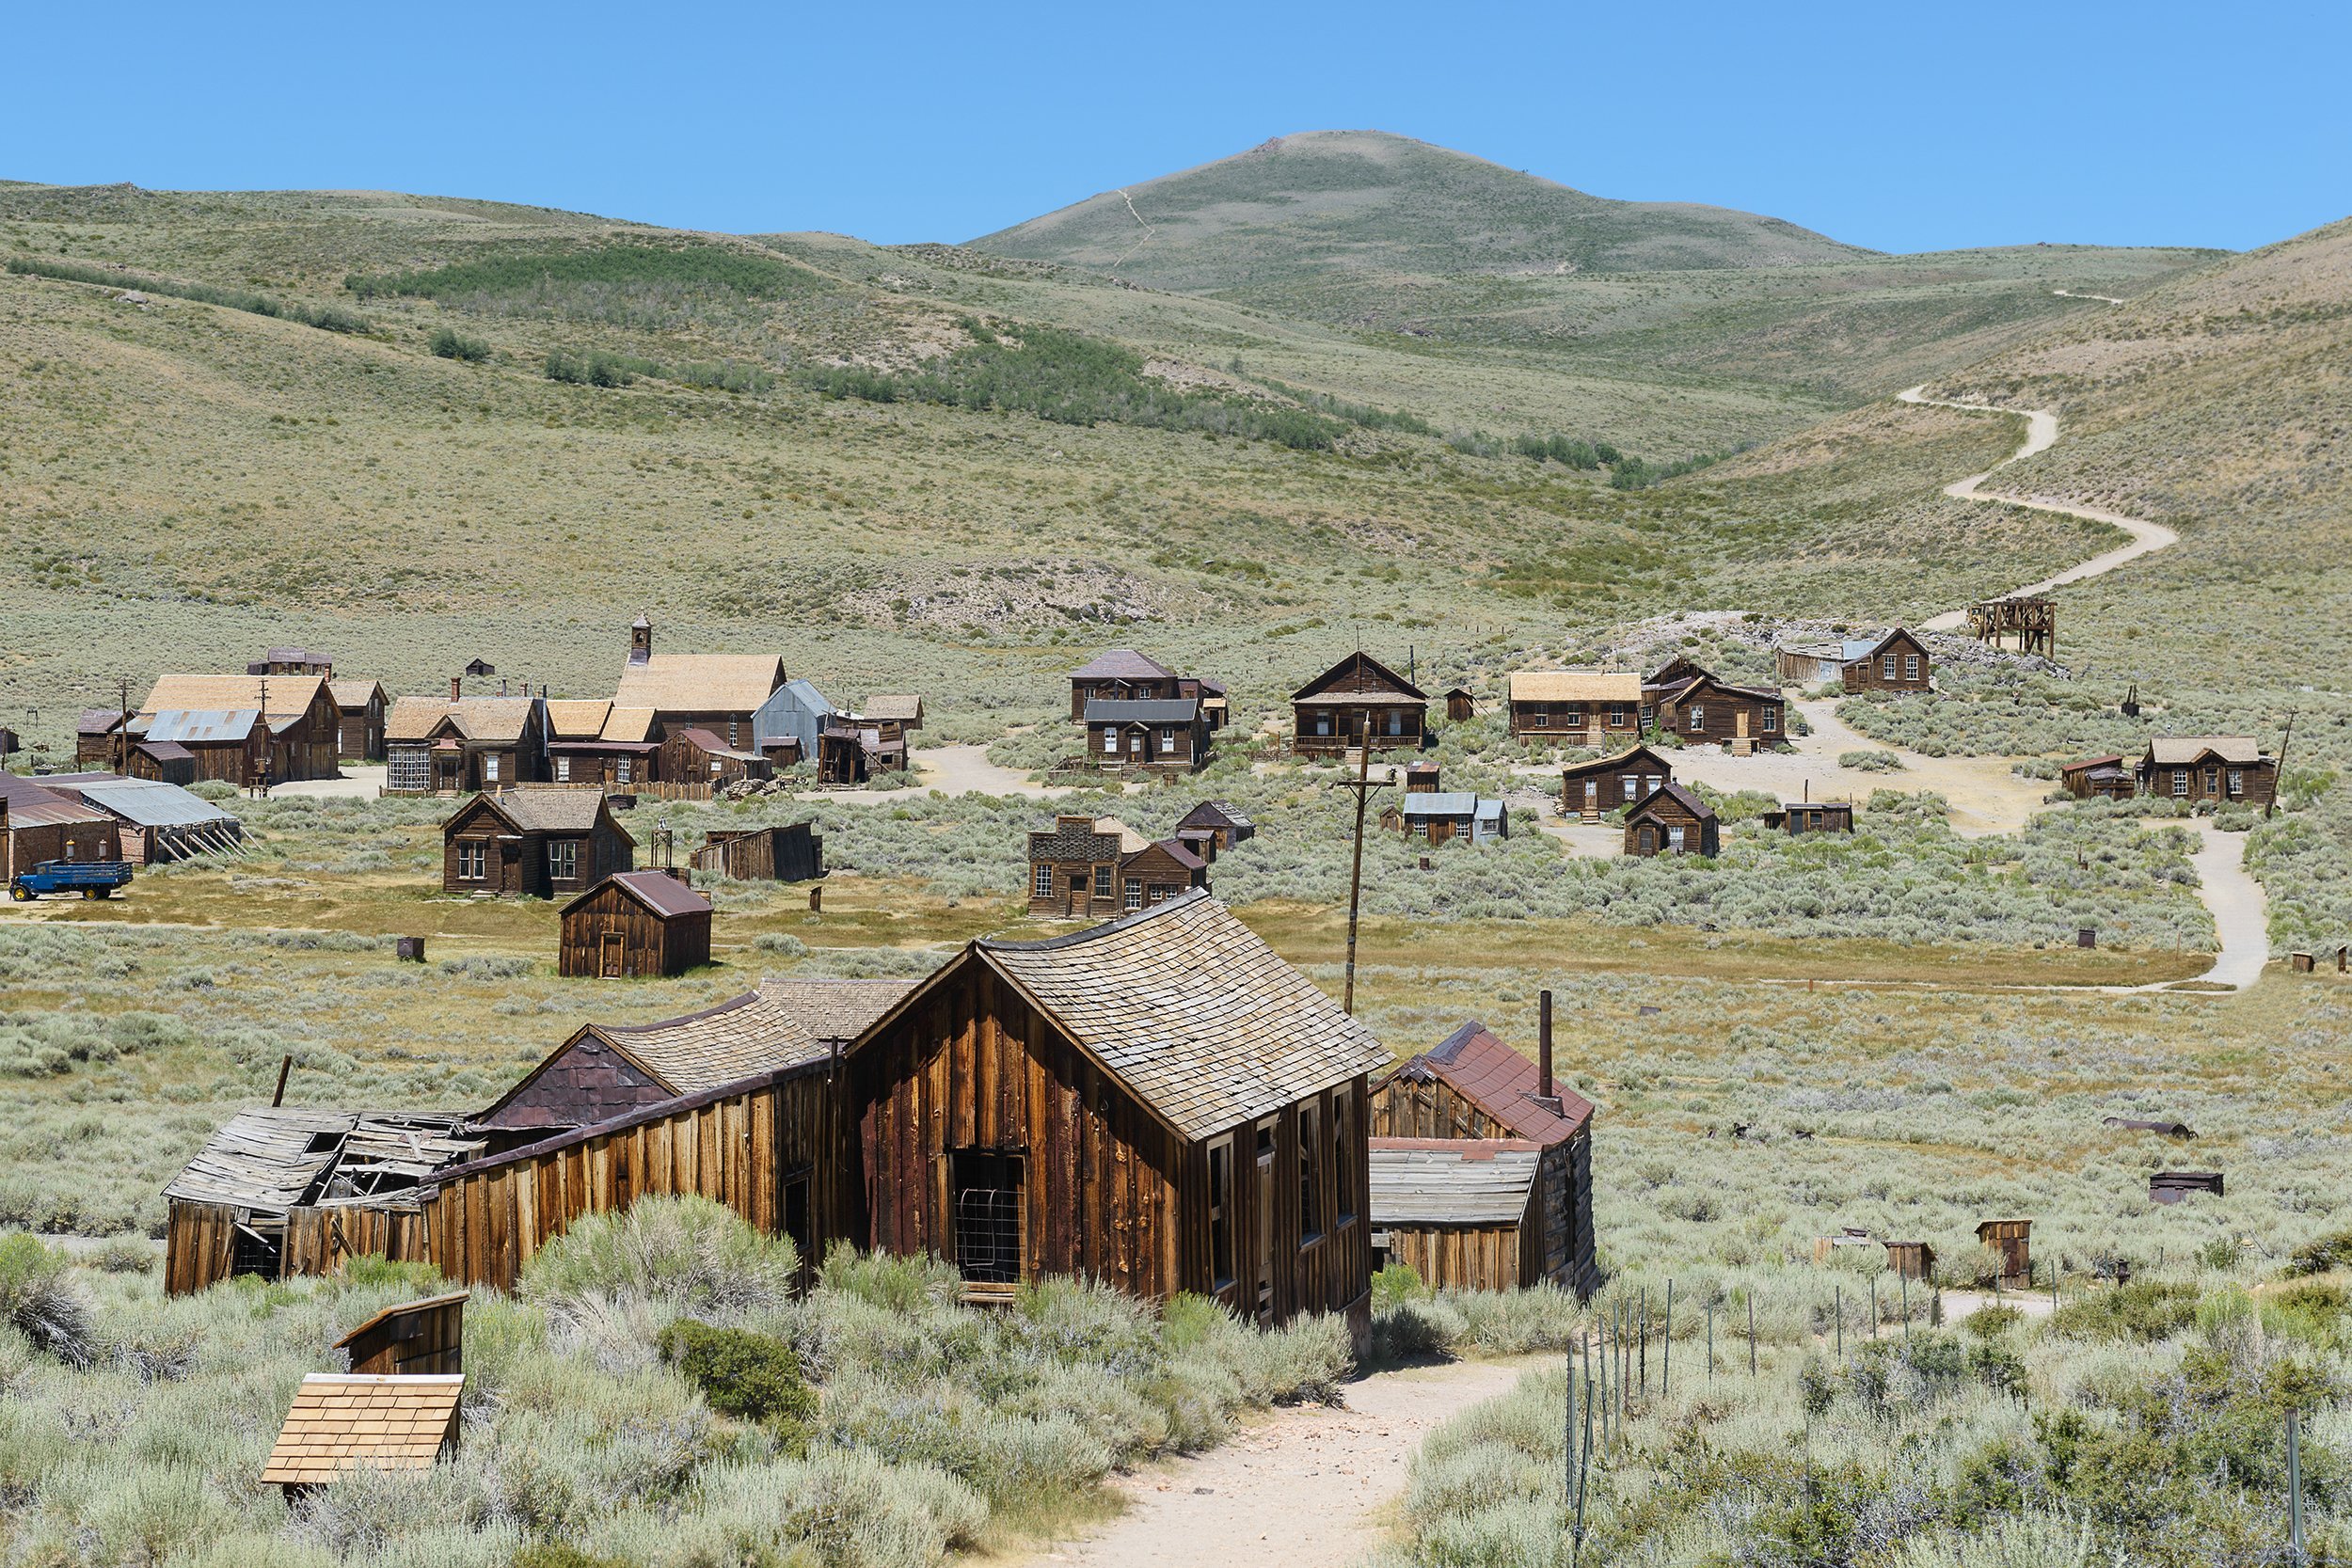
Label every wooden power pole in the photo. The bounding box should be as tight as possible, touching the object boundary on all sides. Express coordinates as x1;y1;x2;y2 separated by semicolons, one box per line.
114;676;130;777
1339;714;1387;1015
2268;710;2296;820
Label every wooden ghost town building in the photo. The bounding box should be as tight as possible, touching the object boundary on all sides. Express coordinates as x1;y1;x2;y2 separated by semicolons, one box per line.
161;893;1597;1338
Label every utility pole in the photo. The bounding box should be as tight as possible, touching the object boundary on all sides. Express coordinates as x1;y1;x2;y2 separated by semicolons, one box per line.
2268;710;2296;820
114;676;130;777
1339;713;1387;1015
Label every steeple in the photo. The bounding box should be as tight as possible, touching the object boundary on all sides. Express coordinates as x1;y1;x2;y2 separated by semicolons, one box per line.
628;615;653;667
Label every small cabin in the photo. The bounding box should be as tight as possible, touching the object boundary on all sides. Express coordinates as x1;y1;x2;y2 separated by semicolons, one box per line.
441;787;633;899
691;822;823;882
1291;652;1426;754
659;726;773;789
2137;737;2277;806
1761;800;1854;834
1624;783;1719;857
1383;793;1508;847
1648;672;1786;753
1838;629;1933;693
1444;687;1475;721
844;891;1389;1338
2060;754;2134;800
1175;800;1255;851
1083;697;1209;772
1560;744;1673;821
559;870;711;978
1367;1016;1597;1295
336;1291;467;1376
1976;1218;2032;1289
1506;671;1642;747
817;716;893;784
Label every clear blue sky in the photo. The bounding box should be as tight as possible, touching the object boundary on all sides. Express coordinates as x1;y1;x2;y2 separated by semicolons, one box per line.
9;1;2345;254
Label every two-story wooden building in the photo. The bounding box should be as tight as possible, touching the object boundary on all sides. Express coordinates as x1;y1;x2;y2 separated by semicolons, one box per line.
544;700;660;791
1624;782;1720;857
328;680;389;762
1291;652;1427;754
1559;744;1675;821
440;787;633;899
2137;737;2278;806
134;674;343;785
1505;672;1643;747
1083;698;1210;773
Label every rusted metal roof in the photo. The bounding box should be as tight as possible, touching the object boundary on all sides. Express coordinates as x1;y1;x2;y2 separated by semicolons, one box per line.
1369;1138;1541;1226
966;891;1391;1142
566;869;709;921
1389;1021;1594;1146
261;1374;462;1485
0;772;116;830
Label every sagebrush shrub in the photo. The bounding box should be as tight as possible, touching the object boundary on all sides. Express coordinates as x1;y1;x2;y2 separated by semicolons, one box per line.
521;1196;800;1313
0;1234;95;1366
658;1319;816;1438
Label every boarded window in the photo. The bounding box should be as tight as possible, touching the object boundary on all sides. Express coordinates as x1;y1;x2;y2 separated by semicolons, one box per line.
949;1149;1024;1286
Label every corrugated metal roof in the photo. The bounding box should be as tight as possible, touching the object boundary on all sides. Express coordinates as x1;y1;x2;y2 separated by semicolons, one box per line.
1368;1139;1541;1226
67;777;238;830
1402;793;1481;816
141;708;262;744
0;772;119;829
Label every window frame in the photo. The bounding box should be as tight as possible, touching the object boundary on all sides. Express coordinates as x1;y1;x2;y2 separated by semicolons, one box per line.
1092;864;1113;899
1331;1088;1356;1228
1032;863;1055;899
1686;705;1705;733
946;1148;1025;1289
1123;878;1142;912
1296;1099;1324;1248
547;838;579;883
1206;1137;1236;1291
456;839;487;881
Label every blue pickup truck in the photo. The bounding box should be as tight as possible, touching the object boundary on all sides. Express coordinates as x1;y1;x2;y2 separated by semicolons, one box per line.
8;860;135;901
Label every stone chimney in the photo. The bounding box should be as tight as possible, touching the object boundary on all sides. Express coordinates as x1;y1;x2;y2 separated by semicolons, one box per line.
449;675;462;702
628;615;653;667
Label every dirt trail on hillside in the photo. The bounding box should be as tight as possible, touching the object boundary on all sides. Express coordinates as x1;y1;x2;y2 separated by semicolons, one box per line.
1895;386;2178;629
1023;1357;1533;1568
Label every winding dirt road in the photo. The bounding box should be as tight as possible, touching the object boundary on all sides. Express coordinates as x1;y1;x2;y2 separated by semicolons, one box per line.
1895;386;2179;629
1024;1357;1534;1568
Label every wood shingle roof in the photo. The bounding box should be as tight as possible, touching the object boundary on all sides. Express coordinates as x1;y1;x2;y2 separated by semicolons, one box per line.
578;977;916;1095
260;1374;463;1485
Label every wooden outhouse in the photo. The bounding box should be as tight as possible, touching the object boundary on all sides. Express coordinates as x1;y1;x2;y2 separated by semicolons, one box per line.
1505;671;1642;746
559;870;711;978
1291;652;1427;754
691;822;823;881
2060;754;2134;800
1082;698;1210;772
441;787;633;899
1559;744;1673;820
1444;688;1475;721
2137;738;2277;806
1624;783;1719;857
1367;1012;1597;1295
1976;1218;2032;1288
844;891;1389;1335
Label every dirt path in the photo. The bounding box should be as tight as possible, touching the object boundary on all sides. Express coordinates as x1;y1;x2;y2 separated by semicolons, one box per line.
2166;820;2269;992
1895;386;2179;630
269;766;383;800
1025;1357;1534;1568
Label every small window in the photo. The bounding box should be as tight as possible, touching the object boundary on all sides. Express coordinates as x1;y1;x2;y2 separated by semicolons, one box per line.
1298;1101;1323;1245
457;841;487;881
1528;703;1549;727
1093;864;1113;898
548;840;578;882
1332;1089;1355;1227
554;755;572;783
1160;727;1175;754
1387;711;1405;736
1904;655;1920;681
1623;776;1638;801
1668;825;1687;852
1207;1140;1235;1290
2172;770;2188;798
1761;707;1777;732
2229;769;2245;797
483;754;500;783
1687;705;1705;733
1609;706;1627;728
1032;863;1055;898
728;721;740;747
1883;655;1898;680
1124;878;1142;911
1102;730;1118;752
949;1149;1024;1286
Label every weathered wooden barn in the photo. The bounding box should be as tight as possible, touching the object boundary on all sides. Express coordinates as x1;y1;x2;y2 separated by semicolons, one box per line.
1624;783;1719;857
134;674;342;784
1083;697;1210;772
1175;800;1254;851
328;679;388;761
559;870;711;978
1761;800;1854;834
2060;754;2135;800
2137;737;2277;806
659;726;774;789
441;787;633;899
612;617;787;752
691;822;823;882
544;700;660;790
1505;671;1642;746
1559;744;1674;820
1647;671;1786;753
1292;652;1426;754
847;892;1387;1329
0;773;122;887
385;691;550;796
1367;1012;1597;1295
40;774;243;864
476;976;913;1140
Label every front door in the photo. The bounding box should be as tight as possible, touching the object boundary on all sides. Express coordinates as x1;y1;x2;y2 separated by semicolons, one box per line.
598;930;624;978
1583;780;1598;816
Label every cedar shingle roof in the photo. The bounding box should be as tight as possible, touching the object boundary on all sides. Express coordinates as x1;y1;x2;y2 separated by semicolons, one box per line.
1507;671;1642;705
1071;649;1178;681
600;706;658;743
612;654;786;716
863;695;923;722
1176;800;1253;832
1368;1138;1542;1225
326;679;384;710
971;892;1391;1141
260;1374;462;1485
1291;651;1426;703
464;787;618;836
565;870;710;921
1627;781;1717;824
139;673;325;721
385;696;538;744
1390;1021;1595;1147
2146;736;2265;766
1560;744;1674;782
544;700;613;740
578;977;916;1094
163;1110;483;1211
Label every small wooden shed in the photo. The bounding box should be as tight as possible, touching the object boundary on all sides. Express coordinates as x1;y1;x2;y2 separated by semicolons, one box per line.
1367;1139;1548;1291
1624;783;1719;857
1976;1218;2032;1288
691;822;823;881
559;870;712;978
659;726;773;789
336;1291;467;1375
1443;687;1475;721
2060;754;2134;800
1761;800;1854;834
2149;1171;2224;1205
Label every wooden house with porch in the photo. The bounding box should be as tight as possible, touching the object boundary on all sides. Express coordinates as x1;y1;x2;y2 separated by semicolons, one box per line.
1624;783;1719;857
611;617;787;753
1068;649;1183;718
1367;1010;1597;1295
1084;697;1209;773
440;787;632;899
544;700;660;791
1505;671;1642;747
844;892;1388;1333
559;870;711;978
658;727;774;789
1291;652;1427;754
2137;737;2277;806
1647;670;1785;753
384;690;550;796
1559;744;1673;821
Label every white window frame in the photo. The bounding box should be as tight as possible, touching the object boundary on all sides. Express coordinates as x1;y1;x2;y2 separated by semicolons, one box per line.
483;754;500;784
1623;776;1639;801
1883;655;1898;680
2172;770;2188;798
1668;825;1686;852
1160;727;1175;755
1904;655;1920;681
457;840;486;881
616;756;633;785
1102;729;1118;752
1609;706;1627;728
1761;707;1777;732
554;755;571;782
1093;864;1113;899
1687;705;1705;733
1033;863;1055;898
1123;878;1143;912
547;839;578;882
2228;769;2244;798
